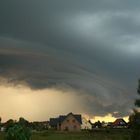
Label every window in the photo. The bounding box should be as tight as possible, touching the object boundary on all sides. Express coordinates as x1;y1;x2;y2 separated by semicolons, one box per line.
65;126;69;131
72;120;75;123
73;125;77;129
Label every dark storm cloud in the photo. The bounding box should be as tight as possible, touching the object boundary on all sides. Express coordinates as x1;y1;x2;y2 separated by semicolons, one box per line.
0;0;140;117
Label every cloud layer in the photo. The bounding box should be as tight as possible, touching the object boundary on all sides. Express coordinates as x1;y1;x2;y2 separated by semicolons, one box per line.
0;0;140;119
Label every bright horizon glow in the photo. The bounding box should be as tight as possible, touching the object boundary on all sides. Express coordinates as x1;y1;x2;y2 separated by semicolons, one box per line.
0;84;84;122
91;114;129;123
0;84;129;123
83;113;129;123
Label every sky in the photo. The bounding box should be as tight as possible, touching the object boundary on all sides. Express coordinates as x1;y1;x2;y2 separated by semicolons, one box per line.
0;0;140;122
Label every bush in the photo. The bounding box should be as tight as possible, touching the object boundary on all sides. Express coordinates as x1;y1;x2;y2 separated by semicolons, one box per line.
5;124;31;140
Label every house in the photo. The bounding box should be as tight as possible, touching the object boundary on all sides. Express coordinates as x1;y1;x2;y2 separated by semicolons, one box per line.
112;118;127;128
49;118;59;129
0;126;5;132
49;113;82;131
81;118;93;130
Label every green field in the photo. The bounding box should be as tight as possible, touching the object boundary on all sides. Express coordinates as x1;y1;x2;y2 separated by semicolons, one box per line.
31;129;131;140
0;129;131;140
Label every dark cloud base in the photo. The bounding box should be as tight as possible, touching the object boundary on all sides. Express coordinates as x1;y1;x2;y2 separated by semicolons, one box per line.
0;0;140;118
0;38;134;118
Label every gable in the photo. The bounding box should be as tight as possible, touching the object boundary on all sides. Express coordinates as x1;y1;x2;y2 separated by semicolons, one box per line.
61;113;82;125
113;119;127;126
49;113;82;127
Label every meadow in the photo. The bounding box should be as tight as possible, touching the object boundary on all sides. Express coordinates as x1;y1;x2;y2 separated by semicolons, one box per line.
0;129;131;140
31;129;131;140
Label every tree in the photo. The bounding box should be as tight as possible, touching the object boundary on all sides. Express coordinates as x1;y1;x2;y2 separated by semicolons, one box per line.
135;79;140;107
18;117;30;127
93;121;102;128
5;117;31;140
5;124;28;140
5;119;15;132
129;79;140;140
18;117;31;140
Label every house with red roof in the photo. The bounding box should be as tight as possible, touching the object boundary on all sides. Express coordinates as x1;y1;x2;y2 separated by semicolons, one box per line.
112;118;128;128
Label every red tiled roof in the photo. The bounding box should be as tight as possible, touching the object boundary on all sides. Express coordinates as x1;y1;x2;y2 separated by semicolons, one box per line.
113;118;127;126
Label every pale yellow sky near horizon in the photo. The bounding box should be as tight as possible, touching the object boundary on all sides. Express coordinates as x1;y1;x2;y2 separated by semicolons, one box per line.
0;84;129;123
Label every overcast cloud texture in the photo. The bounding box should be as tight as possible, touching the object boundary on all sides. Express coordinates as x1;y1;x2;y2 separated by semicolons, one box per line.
0;0;140;120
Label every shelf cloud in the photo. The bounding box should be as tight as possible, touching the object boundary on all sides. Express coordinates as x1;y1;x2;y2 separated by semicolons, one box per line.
0;0;140;120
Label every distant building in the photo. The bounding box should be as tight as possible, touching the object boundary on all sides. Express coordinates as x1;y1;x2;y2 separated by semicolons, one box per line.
112;118;127;128
0;127;5;132
49;112;82;131
102;122;108;128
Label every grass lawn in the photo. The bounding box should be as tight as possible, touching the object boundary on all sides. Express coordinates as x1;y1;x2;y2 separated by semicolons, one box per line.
0;132;5;140
0;129;131;140
31;129;131;140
